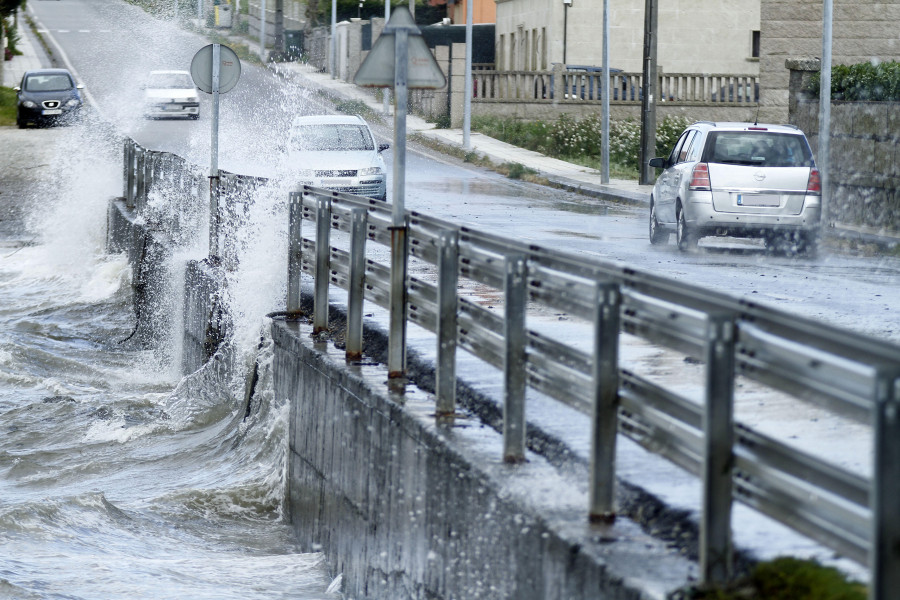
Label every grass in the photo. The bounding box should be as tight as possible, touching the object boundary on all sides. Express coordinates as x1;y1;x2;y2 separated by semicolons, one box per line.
0;86;17;126
672;557;866;600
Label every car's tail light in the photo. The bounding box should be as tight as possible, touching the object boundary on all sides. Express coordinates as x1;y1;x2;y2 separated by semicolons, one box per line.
806;168;821;194
689;163;711;190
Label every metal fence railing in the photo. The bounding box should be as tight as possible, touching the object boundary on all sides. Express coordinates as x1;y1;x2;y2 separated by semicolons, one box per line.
121;137;898;599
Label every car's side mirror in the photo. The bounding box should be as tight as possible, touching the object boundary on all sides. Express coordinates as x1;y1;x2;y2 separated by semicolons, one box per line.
13;86;20;92
77;84;85;90
378;143;390;152
648;157;666;169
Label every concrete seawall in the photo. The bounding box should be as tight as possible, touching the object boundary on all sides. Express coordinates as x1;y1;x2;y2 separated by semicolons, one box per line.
108;197;695;599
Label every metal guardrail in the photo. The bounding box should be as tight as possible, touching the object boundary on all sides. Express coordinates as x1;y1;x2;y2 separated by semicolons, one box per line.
122;137;898;598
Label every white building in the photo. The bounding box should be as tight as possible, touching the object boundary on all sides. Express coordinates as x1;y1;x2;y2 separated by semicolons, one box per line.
494;0;761;75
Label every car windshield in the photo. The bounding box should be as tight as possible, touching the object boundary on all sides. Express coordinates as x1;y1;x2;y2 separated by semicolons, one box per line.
705;131;814;168
291;124;374;152
24;74;73;92
147;73;195;89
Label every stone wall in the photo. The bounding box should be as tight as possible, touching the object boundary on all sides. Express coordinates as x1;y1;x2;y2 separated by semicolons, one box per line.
788;60;900;233
760;0;900;123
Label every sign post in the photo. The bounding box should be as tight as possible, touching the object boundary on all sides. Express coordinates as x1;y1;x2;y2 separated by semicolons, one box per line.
354;7;446;379
190;44;242;260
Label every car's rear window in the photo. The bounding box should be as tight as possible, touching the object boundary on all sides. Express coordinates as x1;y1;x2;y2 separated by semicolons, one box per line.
24;74;73;92
291;124;374;152
147;73;195;89
704;131;814;168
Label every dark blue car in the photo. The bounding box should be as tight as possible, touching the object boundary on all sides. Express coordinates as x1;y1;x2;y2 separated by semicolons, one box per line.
15;68;84;129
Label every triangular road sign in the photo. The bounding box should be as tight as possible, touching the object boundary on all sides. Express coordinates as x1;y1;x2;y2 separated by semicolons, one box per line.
354;6;447;89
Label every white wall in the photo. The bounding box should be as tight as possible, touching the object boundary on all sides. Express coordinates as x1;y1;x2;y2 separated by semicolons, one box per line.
496;0;760;74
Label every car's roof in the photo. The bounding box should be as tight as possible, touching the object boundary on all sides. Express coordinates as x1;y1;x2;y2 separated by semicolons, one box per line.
691;121;803;134
24;68;74;77
291;114;367;127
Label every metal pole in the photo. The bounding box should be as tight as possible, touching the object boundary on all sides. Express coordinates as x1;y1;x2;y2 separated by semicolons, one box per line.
388;26;410;378
346;207;368;360
638;0;658;185
870;369;900;600
383;0;391;116
330;0;337;78
274;0;283;57
502;254;527;464
462;0;473;149
287;191;303;314
600;0;610;183
435;229;459;417
589;282;619;522
260;0;267;60
562;2;568;65
209;43;222;259
700;314;736;584
817;0;833;230
313;196;331;335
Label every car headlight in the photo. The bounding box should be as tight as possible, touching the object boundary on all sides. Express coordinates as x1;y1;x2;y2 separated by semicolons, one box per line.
22;100;37;108
65;99;80;108
358;167;384;176
188;97;198;104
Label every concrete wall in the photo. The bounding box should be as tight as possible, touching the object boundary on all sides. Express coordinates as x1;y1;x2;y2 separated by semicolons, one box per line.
272;316;693;600
787;62;900;233
760;0;900;123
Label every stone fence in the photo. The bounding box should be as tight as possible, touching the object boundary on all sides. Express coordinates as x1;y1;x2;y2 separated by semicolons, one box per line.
301;20;762;126
788;59;900;235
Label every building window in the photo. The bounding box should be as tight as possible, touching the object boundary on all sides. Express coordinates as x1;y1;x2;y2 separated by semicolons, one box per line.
751;30;760;58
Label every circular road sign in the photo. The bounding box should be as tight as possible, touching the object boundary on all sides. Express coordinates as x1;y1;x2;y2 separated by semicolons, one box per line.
190;44;242;94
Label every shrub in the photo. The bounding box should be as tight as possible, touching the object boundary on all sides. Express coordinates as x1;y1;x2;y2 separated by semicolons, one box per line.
471;113;689;175
806;61;900;101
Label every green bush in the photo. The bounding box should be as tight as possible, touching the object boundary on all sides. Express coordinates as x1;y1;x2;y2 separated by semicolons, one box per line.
672;557;866;600
471;113;690;176
0;86;17;126
807;61;900;101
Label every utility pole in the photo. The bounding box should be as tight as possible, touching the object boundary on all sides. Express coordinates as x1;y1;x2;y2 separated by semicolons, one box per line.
638;0;658;185
274;0;283;58
817;0;833;230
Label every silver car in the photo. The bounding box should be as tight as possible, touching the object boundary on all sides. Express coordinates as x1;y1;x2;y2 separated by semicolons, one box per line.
648;122;821;254
287;115;389;201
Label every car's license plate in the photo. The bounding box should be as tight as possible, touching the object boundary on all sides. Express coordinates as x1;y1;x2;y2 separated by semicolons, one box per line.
42;109;62;115
325;178;352;186
737;194;780;207
164;105;181;111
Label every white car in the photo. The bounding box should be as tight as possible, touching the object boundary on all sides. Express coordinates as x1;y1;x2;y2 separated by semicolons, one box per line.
287;115;389;200
143;70;200;120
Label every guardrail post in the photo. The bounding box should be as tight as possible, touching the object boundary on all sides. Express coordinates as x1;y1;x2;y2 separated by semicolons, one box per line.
346;207;368;360
435;229;459;418
124;140;135;208
589;282;621;523
313;195;332;336
387;218;409;379
287;192;303;314
503;254;527;463
135;147;146;212
871;369;900;600
701;313;736;584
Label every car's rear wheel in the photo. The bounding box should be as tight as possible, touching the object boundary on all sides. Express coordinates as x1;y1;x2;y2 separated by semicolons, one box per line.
676;203;697;251
649;201;669;245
